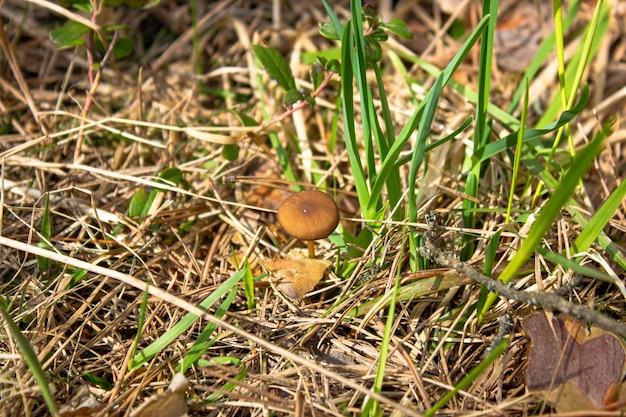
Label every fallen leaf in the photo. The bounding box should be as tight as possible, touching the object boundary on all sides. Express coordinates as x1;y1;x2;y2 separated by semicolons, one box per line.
494;2;552;72
259;249;331;299
523;312;626;412
130;373;189;417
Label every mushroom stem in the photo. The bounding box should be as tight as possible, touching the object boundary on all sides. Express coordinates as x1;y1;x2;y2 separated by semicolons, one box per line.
307;241;316;259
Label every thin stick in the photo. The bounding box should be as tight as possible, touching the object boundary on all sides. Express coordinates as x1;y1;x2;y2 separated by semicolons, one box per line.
419;218;626;338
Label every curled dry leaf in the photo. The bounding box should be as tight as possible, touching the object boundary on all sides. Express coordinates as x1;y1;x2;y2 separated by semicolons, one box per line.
523;312;626;412
259;249;331;300
130;373;189;417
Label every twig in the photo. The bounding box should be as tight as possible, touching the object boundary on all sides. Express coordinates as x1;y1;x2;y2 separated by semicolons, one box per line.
419;214;626;338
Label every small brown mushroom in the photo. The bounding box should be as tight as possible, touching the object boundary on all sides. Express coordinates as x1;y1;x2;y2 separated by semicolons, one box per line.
277;190;339;258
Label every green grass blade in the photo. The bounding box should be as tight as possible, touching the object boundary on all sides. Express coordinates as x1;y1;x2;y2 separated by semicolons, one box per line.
536;247;616;282
408;74;443;223
407;74;444;269
473;2;497;149
320;0;344;39
199;356;247;403
573;178;626;253
424;339;508;417
372;64;402;218
475;84;589;163
553;0;568;123
536;0;610;127
0;297;59;416
536;0;608;203
362;233;404;416
462;0;498;259
130;268;245;370
506;79;529;224
340;22;370;212
241;259;255;310
176;288;237;373
350;0;376;183
129;287;150;366
345;273;467;318
370;15;490;207
479;133;605;315
477;229;503;310
252;55;299;186
395;116;473;167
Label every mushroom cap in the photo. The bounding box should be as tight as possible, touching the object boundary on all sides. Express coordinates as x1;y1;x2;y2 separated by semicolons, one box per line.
277;190;339;241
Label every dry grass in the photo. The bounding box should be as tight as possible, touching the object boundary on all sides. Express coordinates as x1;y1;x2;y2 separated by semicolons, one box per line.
1;0;625;416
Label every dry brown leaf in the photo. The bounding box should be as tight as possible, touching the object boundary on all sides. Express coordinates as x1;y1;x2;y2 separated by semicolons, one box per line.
130;373;189;417
523;312;626;412
259;249;331;299
494;2;552;72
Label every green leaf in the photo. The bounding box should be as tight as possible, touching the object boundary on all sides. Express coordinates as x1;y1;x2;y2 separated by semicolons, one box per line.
231;110;259;127
83;373;114;390
327;59;341;73
126;168;185;222
310;62;325;90
59;0;92;12
364;38;382;62
112;36;133;59
380;19;413;39
157;167;183;187
361;4;378;20
127;188;150;218
283;89;305;108
319;22;340;40
221;144;239;161
50;20;90;47
369;27;388;42
66;268;88;289
251;45;296;91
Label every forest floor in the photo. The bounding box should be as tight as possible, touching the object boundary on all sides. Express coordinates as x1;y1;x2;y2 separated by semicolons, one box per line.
1;0;625;416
